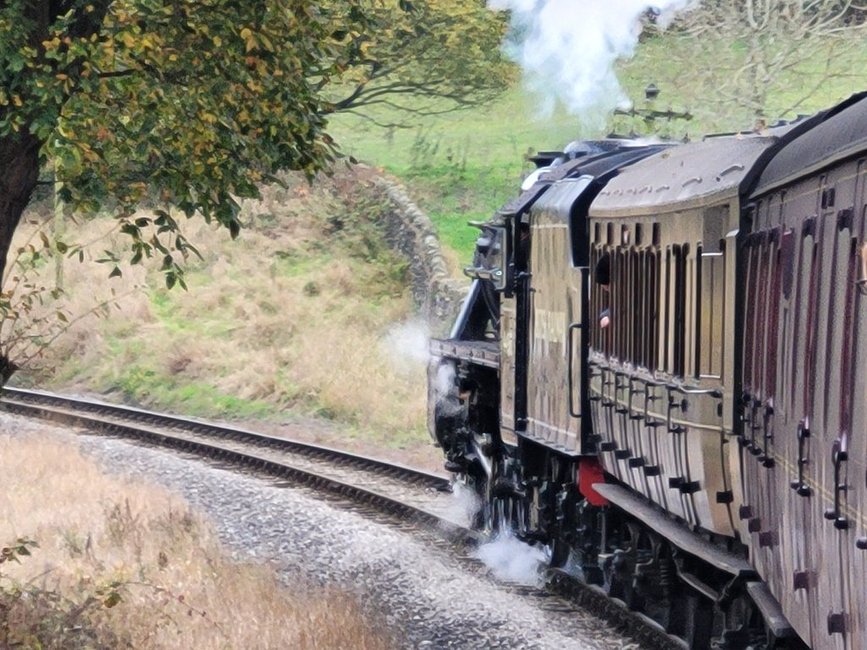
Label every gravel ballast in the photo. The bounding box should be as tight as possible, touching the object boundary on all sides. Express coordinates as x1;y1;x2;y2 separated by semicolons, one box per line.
4;413;638;650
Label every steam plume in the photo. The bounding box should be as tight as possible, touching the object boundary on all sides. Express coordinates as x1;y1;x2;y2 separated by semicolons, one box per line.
489;0;696;124
474;532;548;587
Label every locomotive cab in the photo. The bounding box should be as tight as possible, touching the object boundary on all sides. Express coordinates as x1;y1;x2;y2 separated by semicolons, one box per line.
428;141;664;536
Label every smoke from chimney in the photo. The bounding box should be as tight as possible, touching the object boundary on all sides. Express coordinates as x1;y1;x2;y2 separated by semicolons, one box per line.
488;0;696;126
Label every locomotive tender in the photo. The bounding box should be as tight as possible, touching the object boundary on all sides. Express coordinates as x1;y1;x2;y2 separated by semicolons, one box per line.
429;93;867;649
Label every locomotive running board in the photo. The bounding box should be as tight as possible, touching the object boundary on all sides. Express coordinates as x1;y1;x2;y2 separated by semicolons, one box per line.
592;483;754;577
429;338;500;369
744;582;796;639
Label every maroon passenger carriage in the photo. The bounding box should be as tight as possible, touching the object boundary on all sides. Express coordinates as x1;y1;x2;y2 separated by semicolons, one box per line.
428;93;867;649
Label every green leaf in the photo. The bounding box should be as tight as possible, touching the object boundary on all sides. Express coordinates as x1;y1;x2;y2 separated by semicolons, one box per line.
103;591;122;608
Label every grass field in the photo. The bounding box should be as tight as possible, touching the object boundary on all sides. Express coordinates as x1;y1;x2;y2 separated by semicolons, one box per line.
330;33;867;260
14;170;432;458
329;87;582;255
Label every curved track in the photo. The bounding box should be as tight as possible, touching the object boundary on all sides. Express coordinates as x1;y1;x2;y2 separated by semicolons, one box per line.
0;387;683;649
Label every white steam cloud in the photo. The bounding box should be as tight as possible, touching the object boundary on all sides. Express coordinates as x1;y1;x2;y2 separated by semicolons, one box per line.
381;319;430;375
447;480;482;528
489;0;696;123
434;362;463;417
474;532;548;587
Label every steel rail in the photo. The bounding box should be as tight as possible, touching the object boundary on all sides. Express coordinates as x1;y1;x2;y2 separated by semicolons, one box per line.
0;387;472;543
1;387;449;490
1;387;683;650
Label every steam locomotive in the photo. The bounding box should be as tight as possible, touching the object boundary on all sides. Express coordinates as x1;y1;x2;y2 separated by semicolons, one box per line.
428;92;867;649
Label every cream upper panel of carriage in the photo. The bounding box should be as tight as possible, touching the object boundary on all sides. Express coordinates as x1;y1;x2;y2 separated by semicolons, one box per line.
590;136;779;218
752;92;867;197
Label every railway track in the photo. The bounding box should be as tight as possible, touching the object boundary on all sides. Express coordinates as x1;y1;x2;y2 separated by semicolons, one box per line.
0;387;683;650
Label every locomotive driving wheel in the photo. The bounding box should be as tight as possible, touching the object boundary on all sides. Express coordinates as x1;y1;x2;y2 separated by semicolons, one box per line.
457;434;526;537
484;454;526;537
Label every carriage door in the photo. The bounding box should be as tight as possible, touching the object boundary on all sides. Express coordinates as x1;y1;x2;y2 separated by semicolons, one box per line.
525;179;593;453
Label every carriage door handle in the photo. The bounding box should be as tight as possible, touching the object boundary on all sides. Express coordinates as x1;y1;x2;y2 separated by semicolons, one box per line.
567;322;583;418
790;419;812;497
824;438;850;530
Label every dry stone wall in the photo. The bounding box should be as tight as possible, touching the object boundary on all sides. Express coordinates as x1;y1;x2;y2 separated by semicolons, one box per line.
370;175;468;336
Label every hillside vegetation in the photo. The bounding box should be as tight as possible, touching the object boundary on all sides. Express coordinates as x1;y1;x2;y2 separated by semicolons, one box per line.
11;28;867;462
330;33;867;260
13;168;433;463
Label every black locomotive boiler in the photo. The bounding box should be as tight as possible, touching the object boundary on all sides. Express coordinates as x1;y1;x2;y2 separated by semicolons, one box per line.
429;93;867;649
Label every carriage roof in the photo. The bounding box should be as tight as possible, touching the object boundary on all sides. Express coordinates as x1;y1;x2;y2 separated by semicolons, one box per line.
752;92;867;196
589;135;778;218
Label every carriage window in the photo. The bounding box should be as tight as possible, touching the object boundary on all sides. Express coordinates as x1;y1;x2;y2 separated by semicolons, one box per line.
593;249;612;355
698;249;725;378
765;232;782;398
803;222;821;416
631;249;642;365
743;237;759;396
840;236;859;433
643;250;660;370
672;244;689;377
754;238;771;398
787;224;814;413
629;246;657;370
664;248;672;373
613;250;624;360
616;248;629;361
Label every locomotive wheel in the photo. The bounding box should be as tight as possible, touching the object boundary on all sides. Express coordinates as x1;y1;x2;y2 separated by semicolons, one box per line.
600;521;643;609
453;449;517;535
482;456;526;537
661;574;714;649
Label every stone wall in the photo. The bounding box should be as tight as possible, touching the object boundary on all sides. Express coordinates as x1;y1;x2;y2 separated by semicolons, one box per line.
370;175;469;336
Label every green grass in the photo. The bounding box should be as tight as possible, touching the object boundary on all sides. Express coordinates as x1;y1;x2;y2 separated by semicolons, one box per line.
111;358;275;419
329;86;584;258
329;35;867;262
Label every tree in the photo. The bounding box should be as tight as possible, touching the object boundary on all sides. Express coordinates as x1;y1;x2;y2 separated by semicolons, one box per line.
325;0;513;123
1;1;368;281
0;0;511;380
639;0;867;129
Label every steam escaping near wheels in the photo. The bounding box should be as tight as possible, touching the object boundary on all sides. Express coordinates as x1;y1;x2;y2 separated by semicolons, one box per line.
447;479;483;528
473;532;549;588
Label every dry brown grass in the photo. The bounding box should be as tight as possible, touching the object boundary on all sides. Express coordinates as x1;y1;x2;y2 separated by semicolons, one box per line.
0;431;392;649
9;169;430;450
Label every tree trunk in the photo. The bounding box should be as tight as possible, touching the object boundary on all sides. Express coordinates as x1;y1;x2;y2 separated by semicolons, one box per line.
0;133;42;382
0;135;41;278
